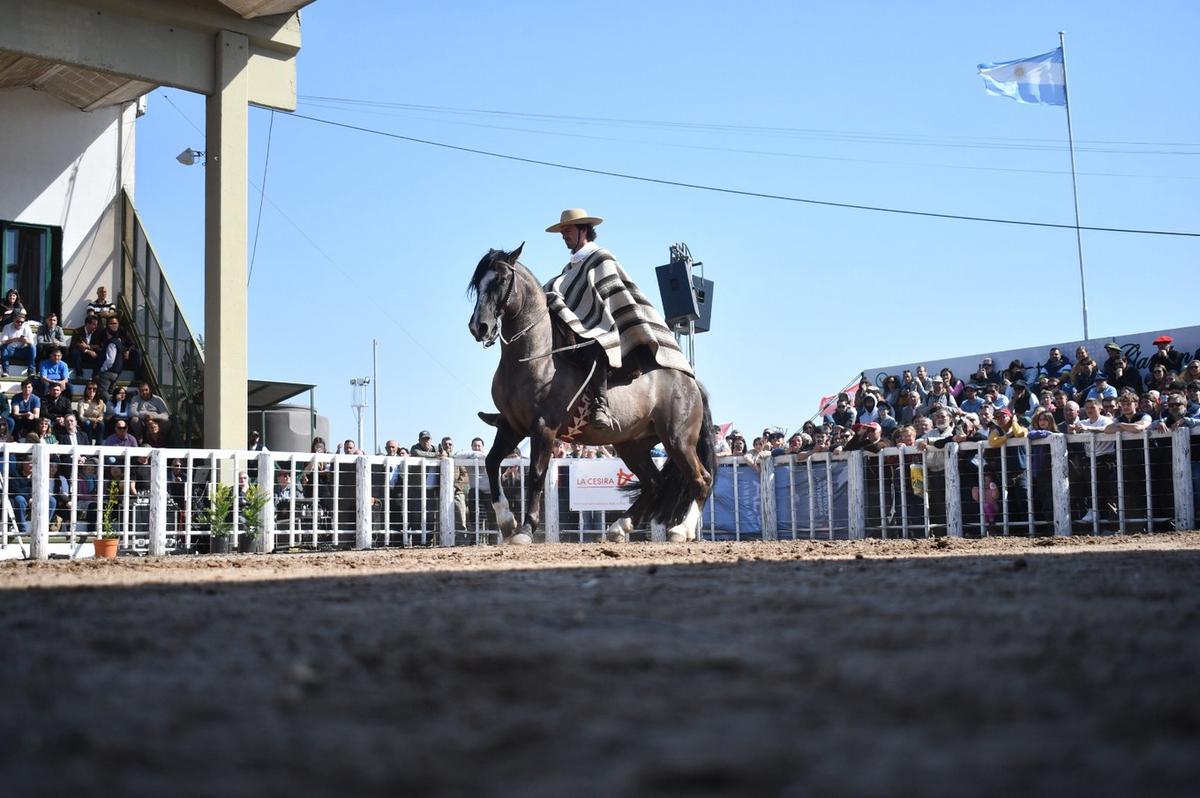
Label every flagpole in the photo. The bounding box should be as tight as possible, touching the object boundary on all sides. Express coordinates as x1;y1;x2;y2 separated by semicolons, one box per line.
1059;31;1089;340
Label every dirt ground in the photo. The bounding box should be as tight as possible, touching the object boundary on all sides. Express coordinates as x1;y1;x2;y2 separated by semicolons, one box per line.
2;533;1199;797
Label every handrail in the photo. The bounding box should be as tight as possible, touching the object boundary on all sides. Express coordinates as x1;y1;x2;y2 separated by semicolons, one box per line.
117;190;205;446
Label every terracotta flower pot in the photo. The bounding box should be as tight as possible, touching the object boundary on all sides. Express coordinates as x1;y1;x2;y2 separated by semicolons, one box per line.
93;537;119;559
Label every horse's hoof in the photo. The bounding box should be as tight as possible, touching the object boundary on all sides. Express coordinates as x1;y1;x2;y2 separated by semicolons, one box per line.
507;532;533;546
605;517;632;543
666;528;688;543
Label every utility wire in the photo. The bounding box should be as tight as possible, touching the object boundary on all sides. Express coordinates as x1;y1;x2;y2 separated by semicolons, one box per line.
248;109;274;286
296;99;1200;182
286;112;1200;239
297;95;1200;155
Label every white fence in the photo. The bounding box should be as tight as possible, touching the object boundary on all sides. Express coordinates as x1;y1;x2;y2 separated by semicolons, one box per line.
4;429;1197;560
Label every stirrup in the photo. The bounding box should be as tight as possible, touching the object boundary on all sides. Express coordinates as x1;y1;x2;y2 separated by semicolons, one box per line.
588;401;614;431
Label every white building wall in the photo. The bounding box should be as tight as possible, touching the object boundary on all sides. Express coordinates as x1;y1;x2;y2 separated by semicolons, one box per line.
0;87;136;326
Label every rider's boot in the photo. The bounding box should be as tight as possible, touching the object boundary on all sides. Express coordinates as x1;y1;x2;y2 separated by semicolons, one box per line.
588;392;614;431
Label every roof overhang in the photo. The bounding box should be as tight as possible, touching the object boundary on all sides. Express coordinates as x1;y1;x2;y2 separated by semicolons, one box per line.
0;0;314;111
248;379;316;411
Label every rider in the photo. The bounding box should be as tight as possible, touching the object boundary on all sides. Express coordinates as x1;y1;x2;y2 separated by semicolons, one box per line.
544;208;693;431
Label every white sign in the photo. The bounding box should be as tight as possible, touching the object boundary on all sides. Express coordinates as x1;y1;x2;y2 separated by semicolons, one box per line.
568;459;638;511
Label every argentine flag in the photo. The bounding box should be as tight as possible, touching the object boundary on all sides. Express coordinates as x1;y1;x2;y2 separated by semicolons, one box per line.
978;48;1066;106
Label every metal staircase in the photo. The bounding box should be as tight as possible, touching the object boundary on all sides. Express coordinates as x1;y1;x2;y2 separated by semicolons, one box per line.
117;190;205;446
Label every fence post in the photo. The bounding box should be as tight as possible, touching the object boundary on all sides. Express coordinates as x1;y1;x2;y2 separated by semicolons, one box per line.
845;451;864;539
257;451;275;554
543;459;560;544
148;449;167;556
760;456;778;540
1050;435;1072;536
439;457;455;547
30;444;50;561
1172;429;1195;532
945;442;962;537
355;455;372;550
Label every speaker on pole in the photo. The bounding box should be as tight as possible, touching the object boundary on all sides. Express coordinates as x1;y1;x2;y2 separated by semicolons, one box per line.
691;276;714;333
655;261;699;327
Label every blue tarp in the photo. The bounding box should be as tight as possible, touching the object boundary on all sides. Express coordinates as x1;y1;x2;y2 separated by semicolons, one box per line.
710;463;761;533
775;461;849;534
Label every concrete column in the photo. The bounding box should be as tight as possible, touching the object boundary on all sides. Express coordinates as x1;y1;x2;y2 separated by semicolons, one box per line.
204;29;249;449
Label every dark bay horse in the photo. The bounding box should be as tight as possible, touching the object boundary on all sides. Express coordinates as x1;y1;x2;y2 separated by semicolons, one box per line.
467;245;715;545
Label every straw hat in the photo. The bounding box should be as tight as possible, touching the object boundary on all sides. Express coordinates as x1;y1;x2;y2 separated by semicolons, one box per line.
546;208;603;233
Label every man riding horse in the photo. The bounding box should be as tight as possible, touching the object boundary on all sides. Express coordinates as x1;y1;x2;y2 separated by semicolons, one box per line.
543;208;693;431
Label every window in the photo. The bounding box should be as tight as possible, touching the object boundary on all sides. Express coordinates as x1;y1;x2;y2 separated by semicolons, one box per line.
0;221;62;320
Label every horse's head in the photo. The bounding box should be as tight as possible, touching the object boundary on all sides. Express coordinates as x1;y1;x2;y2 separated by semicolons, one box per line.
467;243;523;347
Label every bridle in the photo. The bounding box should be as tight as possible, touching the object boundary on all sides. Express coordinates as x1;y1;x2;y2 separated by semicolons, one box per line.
483;261;535;348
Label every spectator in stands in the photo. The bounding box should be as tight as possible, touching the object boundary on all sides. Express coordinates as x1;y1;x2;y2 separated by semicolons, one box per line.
103;316;140;378
767;430;787;456
958;383;985;415
824;393;856;428
1009;379;1039;425
141;417;166;448
912;416;933;438
1106;391;1153;529
104;385;132;434
96;326;125;396
103;419;138;447
1154;393;1200;432
876;402;898;438
913;365;933;398
1027;409;1061;531
74;381;106;444
712;425;731;456
1148;335;1184;374
1146;364;1174;394
844;422;886;453
36;417;58;445
1111;358;1144;395
1071;357;1098;397
1085;374;1117;403
857;393;882;425
1182;360;1200;387
939;368;964;399
58;414;87;448
41;383;72;431
1040;347;1072;379
725;429;745;457
10;459;55;534
1101;395;1118;417
301;437;333;526
787;432;805;454
1100;343;1124;378
10;379;40;437
36;346;70;398
984;383;1009;410
987;408;1029;529
1186;383;1200;417
1139;391;1161;418
881;374;902;409
0;309;36;377
411;430;437;458
36;311;67;363
0;290;25;327
923;376;958;413
1002;359;1028;388
897;389;924;425
437;436;469;530
916;407;956;529
87;286;117;319
69;315;103;381
129;381;170;441
248;430;266;451
1058;400;1081;433
0;395;12;438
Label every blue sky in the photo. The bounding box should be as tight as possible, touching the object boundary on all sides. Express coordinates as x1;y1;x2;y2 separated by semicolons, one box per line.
133;1;1199;450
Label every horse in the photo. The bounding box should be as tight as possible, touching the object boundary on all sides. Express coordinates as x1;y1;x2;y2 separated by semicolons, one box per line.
467;244;715;545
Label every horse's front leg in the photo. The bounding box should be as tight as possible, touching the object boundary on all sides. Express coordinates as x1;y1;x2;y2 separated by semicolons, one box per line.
486;421;524;543
517;420;557;544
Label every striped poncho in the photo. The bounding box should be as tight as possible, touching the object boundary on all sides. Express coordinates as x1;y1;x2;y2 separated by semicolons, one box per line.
544;248;693;376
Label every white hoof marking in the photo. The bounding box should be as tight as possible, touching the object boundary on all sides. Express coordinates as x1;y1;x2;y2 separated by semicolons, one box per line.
606;517;633;543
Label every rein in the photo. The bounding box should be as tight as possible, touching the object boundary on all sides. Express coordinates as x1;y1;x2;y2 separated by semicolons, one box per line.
485;260;591;361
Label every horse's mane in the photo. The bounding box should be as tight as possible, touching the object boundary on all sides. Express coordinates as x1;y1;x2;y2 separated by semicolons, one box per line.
467;246;539;297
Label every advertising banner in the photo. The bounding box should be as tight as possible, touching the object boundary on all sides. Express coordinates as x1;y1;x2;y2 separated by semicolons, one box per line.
568;459;638;511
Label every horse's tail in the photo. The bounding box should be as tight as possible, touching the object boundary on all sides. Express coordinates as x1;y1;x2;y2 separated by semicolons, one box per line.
649;381;715;527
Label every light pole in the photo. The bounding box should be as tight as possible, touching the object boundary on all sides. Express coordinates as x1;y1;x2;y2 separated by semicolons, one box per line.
350;377;370;452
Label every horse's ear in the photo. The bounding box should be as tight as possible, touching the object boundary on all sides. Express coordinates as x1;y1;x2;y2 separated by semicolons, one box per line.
507;242;524;263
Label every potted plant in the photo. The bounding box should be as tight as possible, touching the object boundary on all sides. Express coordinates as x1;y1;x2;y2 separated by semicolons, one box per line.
93;481;121;559
199;482;236;554
238;483;270;553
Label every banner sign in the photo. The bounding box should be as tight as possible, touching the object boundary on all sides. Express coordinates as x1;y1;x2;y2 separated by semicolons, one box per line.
568;459;638;511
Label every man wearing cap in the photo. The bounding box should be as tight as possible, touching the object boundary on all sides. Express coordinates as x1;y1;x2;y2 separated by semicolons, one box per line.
958;383;985;415
1148;335;1184;375
544;209;692;431
1101;342;1124;379
922;375;957;414
987;407;1029;528
1084;373;1117;403
0;309;36;377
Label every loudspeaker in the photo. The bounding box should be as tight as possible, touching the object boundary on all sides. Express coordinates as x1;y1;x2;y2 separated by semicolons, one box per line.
655;262;699;326
691;276;714;333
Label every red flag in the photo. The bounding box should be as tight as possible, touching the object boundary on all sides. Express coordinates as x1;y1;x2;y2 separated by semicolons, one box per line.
817;384;860;417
